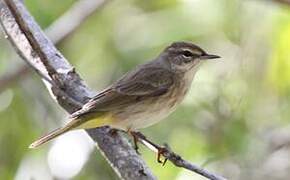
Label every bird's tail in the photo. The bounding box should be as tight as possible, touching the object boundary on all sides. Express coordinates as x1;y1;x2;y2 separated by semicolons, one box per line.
29;118;82;149
29;112;110;149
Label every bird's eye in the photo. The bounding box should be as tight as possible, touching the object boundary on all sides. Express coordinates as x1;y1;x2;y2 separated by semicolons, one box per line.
181;50;193;58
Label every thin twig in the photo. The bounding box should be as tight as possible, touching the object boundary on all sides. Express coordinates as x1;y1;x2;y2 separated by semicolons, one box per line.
131;132;227;180
0;1;156;179
0;0;227;179
0;0;109;93
46;0;110;43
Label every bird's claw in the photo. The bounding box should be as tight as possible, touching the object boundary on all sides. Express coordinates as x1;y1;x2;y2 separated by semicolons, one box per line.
128;131;169;165
157;146;168;166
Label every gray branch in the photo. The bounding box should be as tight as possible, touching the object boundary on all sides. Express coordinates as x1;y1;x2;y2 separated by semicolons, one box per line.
46;0;109;43
0;0;156;179
132;132;227;180
0;0;109;93
0;0;228;179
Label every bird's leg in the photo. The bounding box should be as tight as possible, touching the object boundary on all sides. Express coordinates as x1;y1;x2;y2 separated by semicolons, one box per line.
157;146;168;166
129;131;168;165
128;131;141;154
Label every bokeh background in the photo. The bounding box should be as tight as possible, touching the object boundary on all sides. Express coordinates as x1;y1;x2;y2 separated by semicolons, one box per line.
1;0;290;179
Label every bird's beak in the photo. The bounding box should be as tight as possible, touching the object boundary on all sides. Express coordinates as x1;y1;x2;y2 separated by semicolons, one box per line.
200;54;221;60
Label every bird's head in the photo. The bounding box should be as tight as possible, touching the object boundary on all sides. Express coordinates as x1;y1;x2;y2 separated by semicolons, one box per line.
160;41;220;72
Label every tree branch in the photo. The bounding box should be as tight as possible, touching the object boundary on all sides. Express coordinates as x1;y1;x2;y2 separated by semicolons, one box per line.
131;132;227;180
0;0;109;93
0;0;156;179
0;0;227;179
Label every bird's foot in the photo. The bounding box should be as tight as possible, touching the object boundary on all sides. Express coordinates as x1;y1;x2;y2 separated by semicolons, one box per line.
156;144;169;166
129;131;144;154
129;131;169;165
127;131;170;166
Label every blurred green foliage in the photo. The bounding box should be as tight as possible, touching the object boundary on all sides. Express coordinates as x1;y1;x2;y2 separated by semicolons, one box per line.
0;0;290;179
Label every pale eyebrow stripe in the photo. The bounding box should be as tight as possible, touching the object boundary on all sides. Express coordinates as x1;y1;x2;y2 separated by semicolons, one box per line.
181;48;203;55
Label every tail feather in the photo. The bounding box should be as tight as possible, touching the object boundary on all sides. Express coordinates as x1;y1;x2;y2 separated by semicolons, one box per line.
29;119;81;149
29;127;68;149
29;112;109;149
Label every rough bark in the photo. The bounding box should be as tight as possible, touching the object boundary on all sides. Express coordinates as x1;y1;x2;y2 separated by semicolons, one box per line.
0;0;156;179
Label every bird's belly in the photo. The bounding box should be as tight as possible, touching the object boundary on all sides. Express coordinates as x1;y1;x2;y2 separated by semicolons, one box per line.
128;106;175;130
110;76;191;131
111;105;175;131
110;95;182;131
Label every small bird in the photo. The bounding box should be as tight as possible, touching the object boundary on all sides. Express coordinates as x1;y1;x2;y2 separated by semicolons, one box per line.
29;41;220;149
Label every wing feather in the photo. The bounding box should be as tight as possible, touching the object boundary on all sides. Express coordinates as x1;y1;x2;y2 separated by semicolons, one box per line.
70;66;174;119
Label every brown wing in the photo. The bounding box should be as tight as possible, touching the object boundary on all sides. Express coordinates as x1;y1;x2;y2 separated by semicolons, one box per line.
70;66;174;119
113;66;174;96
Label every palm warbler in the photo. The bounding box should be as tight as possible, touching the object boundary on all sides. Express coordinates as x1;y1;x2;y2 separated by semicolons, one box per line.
29;41;220;148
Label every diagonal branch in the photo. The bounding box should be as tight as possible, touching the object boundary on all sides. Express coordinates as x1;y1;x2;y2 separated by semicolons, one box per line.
45;0;110;43
0;0;227;179
0;0;109;93
0;0;156;179
131;132;227;180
